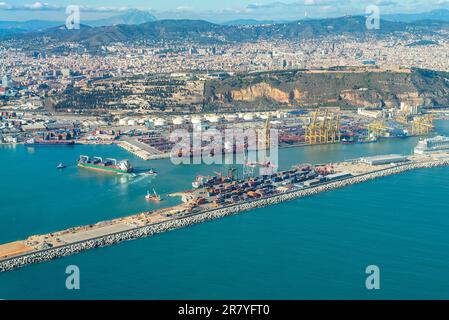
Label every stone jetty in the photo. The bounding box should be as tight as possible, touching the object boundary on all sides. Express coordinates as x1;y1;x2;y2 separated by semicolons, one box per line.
1;158;448;272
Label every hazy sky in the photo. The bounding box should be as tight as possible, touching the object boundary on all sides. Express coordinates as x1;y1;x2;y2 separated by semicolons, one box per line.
1;1;449;21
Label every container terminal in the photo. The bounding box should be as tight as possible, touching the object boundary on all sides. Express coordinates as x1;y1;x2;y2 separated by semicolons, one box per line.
2;107;439;157
1;150;449;272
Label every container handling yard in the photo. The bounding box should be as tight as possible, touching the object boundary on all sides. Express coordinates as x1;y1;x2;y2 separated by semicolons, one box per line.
1;150;449;272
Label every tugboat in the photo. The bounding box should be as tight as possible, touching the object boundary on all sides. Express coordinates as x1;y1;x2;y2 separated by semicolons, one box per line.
145;189;161;201
143;168;158;176
56;163;66;169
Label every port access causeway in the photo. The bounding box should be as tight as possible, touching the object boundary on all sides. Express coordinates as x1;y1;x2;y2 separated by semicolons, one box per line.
1;153;448;272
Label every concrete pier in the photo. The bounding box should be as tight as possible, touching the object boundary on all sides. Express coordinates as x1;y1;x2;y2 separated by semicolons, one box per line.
116;138;169;160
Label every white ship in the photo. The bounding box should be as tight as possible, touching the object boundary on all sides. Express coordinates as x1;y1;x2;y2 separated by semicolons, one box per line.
414;136;449;154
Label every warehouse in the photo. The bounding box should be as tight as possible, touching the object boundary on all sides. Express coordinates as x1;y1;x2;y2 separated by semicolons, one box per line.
360;154;408;166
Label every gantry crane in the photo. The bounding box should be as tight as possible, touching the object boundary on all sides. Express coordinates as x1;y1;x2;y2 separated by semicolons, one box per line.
394;110;410;125
304;111;319;144
319;110;330;144
334;114;342;143
305;111;341;145
324;112;341;143
366;120;389;139
412;114;434;136
258;115;271;150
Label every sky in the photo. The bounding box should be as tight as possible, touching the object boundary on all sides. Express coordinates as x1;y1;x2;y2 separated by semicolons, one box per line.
0;0;449;22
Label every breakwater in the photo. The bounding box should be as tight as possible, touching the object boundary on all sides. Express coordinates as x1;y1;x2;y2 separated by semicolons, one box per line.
1;159;448;273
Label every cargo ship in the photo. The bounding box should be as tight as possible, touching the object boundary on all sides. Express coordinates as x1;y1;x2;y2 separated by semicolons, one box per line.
25;138;75;146
414;136;449;154
77;155;133;174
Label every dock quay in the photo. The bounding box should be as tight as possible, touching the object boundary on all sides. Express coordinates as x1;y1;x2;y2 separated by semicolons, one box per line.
116;138;169;160
1;154;449;272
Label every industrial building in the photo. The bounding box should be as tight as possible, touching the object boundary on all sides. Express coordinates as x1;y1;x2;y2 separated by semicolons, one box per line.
360;154;408;166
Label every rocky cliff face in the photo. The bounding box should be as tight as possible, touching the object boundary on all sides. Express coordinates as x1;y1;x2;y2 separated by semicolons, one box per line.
204;68;449;110
219;83;301;105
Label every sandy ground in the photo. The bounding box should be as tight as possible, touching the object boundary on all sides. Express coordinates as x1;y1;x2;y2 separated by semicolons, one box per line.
0;241;34;259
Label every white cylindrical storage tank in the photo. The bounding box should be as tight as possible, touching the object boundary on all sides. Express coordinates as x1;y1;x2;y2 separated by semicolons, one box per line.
128;119;137;126
191;116;202;124
206;114;220;123
154;118;166;126
224;114;237;122
172;117;184;125
243;113;254;121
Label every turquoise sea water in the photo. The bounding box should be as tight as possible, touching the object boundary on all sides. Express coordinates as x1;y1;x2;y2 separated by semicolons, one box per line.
1;121;449;299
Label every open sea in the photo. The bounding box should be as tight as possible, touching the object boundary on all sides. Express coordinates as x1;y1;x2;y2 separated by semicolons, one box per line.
1;120;449;299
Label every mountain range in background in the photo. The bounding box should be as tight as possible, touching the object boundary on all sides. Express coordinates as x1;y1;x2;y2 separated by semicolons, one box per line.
2;9;449;46
0;9;156;34
383;9;449;23
87;9;156;27
1;8;449;33
223;9;449;25
11;16;449;48
221;19;293;26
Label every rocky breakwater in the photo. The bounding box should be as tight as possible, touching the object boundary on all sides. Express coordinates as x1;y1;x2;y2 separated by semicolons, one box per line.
1;159;448;272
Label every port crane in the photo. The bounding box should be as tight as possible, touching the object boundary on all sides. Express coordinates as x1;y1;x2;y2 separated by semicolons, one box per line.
411;115;434;136
319;110;330;144
305;111;319;144
213;166;238;182
328;113;341;143
394;110;410;125
366;120;389;139
258;115;272;150
304;111;341;145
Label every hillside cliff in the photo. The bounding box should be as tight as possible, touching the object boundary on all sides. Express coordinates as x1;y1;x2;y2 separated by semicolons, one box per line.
204;68;449;110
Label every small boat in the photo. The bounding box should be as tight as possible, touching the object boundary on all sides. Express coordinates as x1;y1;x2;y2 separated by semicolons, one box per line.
143;169;158;176
145;189;161;201
56;163;66;169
